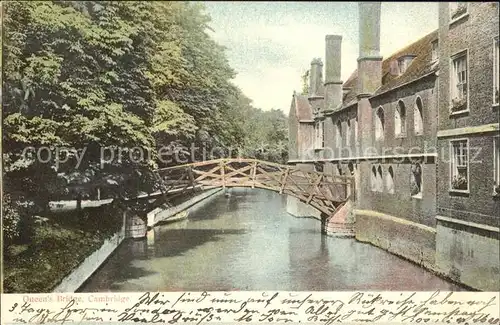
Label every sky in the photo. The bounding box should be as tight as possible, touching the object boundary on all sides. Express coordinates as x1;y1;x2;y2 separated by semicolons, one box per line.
202;2;439;113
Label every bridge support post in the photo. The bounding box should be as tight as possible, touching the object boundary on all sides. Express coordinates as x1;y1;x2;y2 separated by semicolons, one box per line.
125;209;147;239
220;160;226;189
321;200;355;238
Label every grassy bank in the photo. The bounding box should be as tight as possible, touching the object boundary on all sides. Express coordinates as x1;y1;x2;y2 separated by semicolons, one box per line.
3;203;124;293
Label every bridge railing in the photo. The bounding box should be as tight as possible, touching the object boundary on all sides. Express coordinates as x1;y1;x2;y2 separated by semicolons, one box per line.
155;158;355;216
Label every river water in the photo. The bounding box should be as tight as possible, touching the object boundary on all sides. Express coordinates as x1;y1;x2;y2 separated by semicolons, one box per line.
80;188;464;292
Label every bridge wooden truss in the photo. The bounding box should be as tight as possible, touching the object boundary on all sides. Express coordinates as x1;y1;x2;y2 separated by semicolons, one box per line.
154;158;354;218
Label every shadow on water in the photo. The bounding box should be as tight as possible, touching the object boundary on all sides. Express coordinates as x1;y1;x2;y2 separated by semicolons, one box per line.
80;187;466;292
151;228;247;258
77;239;156;292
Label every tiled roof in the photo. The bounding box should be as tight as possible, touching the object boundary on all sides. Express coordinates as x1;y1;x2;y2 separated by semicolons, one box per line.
341;30;438;108
293;93;313;120
342;70;359;108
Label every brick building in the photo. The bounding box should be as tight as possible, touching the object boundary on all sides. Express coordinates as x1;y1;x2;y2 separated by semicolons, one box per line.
287;2;499;291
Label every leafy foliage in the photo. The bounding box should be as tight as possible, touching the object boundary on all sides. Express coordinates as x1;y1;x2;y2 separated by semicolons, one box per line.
2;1;289;243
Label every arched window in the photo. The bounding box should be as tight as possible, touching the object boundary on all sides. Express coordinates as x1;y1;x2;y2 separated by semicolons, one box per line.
346;119;351;147
414;97;424;135
336;120;342;148
375;107;385;140
386;166;395;194
377;165;383;192
410;162;422;198
371;166;377;191
395;101;406;137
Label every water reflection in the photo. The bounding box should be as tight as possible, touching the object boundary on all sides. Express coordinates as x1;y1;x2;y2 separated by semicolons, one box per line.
79;188;464;292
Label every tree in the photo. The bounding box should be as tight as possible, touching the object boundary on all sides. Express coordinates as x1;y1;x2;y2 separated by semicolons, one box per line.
2;1;290;243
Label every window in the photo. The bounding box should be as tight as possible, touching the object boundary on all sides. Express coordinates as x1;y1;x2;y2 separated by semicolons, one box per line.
354;118;358;144
450;51;468;112
494;137;500;194
449;2;468;21
386;166;395;194
398;58;408;75
348;162;356;176
376;165;383;192
431;40;439;62
410;162;422;198
321;120;325;148
494;37;499;106
395;101;407;137
314;123;319;148
314;121;324;149
314;162;324;173
414;97;424;135
371;166;377;191
337;163;343;176
336;121;342;148
375;107;385;140
345;119;352;147
450;139;469;192
397;56;415;75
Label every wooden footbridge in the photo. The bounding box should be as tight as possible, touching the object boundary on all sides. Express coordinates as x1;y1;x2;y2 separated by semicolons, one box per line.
153;158;354;218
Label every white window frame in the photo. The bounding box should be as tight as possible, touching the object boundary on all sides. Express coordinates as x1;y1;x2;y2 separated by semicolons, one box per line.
449;49;469;114
414;96;424;136
375;106;385;140
493;36;499;106
449;138;470;193
494;136;500;195
449;2;468;24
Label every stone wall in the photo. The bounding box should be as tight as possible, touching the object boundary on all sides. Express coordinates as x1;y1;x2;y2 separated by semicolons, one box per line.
355;209;437;270
52;211;126;292
435;216;500;291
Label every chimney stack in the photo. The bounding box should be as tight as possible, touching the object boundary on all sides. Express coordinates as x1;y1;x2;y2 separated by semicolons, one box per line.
308;58;324;99
324;35;343;112
357;2;383;97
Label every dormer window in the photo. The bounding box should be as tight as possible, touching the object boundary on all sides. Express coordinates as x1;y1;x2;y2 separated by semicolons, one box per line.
450;2;468;22
397;55;416;75
431;40;439;62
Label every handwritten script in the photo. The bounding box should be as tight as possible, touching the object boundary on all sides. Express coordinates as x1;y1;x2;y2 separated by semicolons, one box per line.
1;291;499;324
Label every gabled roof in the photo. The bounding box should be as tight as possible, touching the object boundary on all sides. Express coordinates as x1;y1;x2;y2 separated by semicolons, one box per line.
341;30;438;108
292;93;314;121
